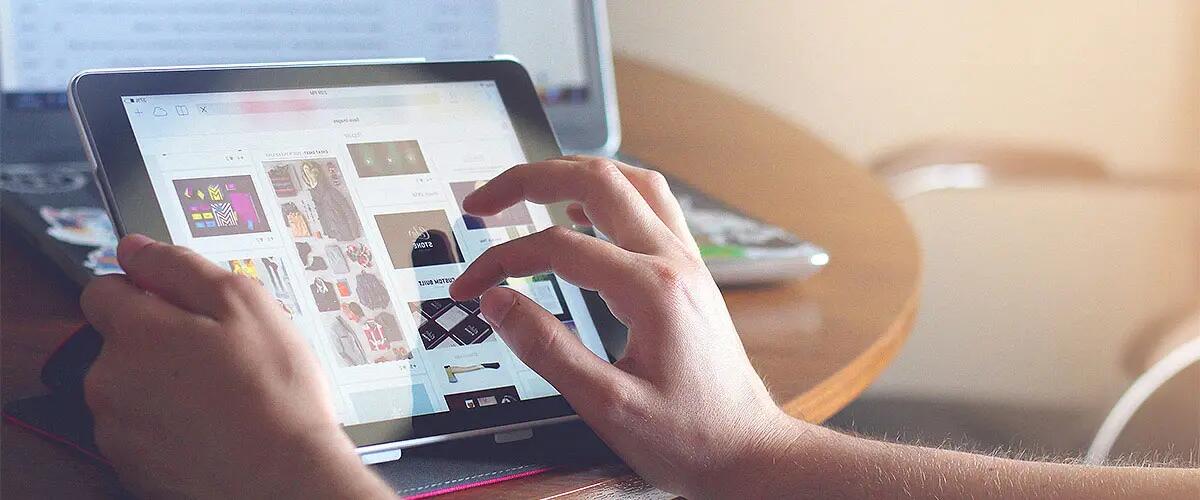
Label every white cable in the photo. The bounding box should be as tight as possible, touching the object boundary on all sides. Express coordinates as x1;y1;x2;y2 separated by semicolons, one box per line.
1085;335;1200;464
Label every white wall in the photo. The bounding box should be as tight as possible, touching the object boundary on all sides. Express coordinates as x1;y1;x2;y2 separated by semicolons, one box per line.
869;185;1199;409
608;0;1200;175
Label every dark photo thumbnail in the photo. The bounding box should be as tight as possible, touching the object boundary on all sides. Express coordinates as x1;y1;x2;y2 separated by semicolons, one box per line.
375;210;464;269
409;297;493;350
347;140;429;178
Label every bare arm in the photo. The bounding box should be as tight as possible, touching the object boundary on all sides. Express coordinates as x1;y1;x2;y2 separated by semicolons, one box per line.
723;418;1198;499
82;236;393;499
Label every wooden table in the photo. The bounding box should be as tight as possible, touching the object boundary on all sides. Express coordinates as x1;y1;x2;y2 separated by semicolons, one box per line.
0;57;921;499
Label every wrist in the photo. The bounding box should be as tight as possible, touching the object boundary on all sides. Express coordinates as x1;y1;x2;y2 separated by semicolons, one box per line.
306;439;393;500
687;410;843;500
257;431;392;500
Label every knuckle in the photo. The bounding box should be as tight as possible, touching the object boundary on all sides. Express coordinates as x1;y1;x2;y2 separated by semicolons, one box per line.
507;317;567;365
641;257;709;306
677;250;707;271
540;224;578;242
640;169;671;194
213;273;260;305
580;158;622;183
525;323;564;358
645;258;691;291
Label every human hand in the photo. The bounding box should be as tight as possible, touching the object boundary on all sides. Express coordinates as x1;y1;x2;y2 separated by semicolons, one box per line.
450;156;808;498
81;235;390;499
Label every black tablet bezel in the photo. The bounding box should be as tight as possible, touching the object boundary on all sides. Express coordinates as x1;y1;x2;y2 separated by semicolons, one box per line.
70;59;624;448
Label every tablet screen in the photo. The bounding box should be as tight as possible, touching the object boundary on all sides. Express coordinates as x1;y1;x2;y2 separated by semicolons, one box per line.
117;81;608;426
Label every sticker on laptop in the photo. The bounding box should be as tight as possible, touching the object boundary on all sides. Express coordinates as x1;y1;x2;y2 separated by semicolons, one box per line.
84;245;122;276
0;163;91;194
39;206;118;247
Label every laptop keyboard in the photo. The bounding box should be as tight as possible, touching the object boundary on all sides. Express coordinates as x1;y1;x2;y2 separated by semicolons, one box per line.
0;161;93;195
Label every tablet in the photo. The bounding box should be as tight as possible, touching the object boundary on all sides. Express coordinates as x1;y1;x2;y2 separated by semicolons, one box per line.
68;59;624;462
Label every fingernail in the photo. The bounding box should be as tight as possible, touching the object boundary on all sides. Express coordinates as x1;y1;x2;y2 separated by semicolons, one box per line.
480;287;516;329
117;234;155;264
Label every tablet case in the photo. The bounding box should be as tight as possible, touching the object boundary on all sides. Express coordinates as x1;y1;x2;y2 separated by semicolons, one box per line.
3;325;620;498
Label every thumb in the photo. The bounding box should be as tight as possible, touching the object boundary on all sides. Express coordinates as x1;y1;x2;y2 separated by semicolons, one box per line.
479;286;621;402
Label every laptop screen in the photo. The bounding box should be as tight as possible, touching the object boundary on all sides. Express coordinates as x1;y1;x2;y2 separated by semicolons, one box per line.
0;0;591;109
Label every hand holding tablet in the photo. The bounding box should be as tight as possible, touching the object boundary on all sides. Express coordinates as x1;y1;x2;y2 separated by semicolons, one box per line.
71;60;790;498
80;235;394;499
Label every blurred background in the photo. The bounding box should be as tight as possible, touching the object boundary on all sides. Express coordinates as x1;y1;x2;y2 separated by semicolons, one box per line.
609;0;1199;461
609;0;1197;177
2;0;1195;471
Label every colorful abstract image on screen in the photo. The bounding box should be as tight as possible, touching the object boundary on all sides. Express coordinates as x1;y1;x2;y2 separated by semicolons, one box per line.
173;175;270;237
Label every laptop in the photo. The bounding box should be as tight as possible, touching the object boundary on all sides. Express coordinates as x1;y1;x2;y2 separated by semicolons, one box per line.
1;0;826;286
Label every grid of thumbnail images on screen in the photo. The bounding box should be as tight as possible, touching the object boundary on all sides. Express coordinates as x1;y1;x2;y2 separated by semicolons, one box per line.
172;139;580;379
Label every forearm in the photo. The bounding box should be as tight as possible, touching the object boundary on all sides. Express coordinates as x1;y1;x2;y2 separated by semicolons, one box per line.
254;434;394;500
835;434;1198;499
707;417;1199;499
